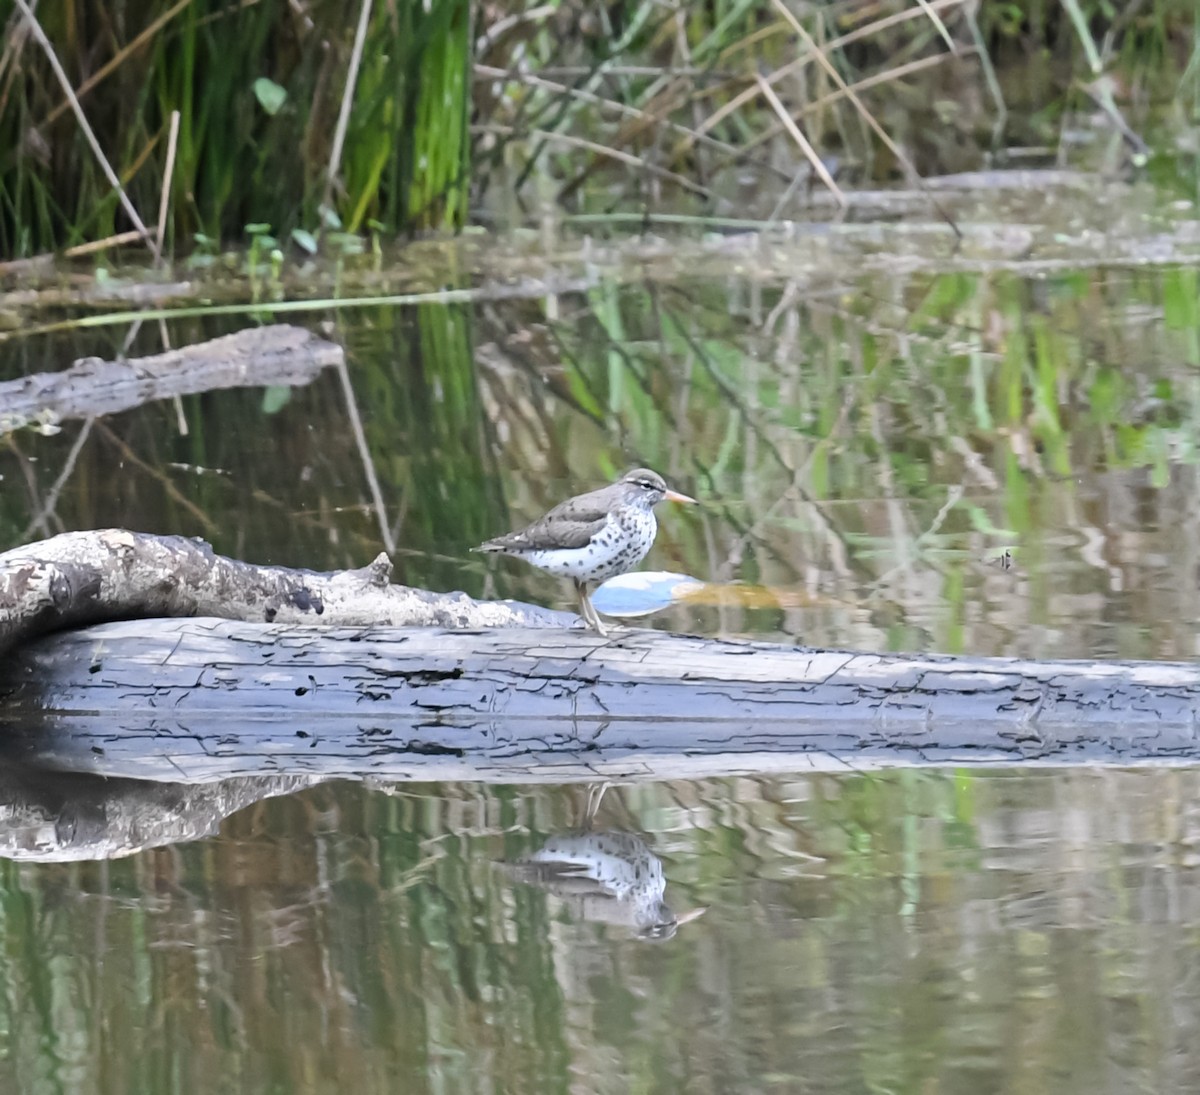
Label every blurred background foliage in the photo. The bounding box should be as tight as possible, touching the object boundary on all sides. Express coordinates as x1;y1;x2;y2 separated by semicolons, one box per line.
0;0;1195;256
1;0;1199;654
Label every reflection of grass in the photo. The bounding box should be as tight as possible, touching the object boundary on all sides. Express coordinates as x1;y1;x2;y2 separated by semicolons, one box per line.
349;299;497;591
472;262;1200;653
4;243;1200;655
0;769;1187;1089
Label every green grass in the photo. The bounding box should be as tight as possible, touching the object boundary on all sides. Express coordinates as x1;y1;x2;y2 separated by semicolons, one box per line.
0;0;470;257
0;1;1196;256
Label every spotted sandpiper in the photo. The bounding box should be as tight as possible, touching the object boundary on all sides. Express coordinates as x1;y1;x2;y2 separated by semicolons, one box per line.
474;467;697;635
497;783;706;940
501;829;706;941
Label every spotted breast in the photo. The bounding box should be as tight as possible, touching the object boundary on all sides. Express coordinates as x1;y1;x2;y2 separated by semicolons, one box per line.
522;508;657;581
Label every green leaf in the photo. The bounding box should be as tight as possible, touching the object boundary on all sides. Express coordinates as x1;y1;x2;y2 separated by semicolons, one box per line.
261;385;292;414
253;77;287;115
290;228;318;254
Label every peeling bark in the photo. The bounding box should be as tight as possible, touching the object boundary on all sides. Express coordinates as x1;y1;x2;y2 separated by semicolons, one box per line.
2;618;1199;784
0;529;574;658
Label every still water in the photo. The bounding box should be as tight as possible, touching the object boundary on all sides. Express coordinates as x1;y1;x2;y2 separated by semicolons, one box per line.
0;769;1196;1092
5;181;1200;1090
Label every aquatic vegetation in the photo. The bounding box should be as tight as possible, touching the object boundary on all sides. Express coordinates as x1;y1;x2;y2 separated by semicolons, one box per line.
0;1;1195;257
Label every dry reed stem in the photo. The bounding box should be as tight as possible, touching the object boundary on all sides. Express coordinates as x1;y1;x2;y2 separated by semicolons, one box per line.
155;110;182;263
690;0;966;150
474;64;743;161
476;4;556;53
474;124;714;199
96;421;217;534
40;0;194;129
0;2;34;119
754;74;846;208
913;0;958;54
19;418;95;542
324;0;375;212
768;0;962;238
62;230;146;257
739;52;956;161
14;0;160;260
336;357;396;554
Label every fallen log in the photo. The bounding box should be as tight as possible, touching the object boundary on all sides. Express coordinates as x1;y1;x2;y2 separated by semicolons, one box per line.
0;529;573;659
0;324;343;435
2;617;1198;784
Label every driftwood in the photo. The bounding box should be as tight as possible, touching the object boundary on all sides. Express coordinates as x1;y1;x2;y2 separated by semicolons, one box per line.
5;529;1200;784
0;529;573;659
0;324;342;435
3;617;1200;783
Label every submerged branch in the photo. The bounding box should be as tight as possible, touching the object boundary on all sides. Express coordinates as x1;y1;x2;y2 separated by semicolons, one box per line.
0;324;343;436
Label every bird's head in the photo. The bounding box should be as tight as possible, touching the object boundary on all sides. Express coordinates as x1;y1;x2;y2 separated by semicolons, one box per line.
619;468;697;508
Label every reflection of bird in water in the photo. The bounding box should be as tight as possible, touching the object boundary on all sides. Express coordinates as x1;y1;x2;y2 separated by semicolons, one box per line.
500;784;705;941
504;830;705;941
474;468;696;635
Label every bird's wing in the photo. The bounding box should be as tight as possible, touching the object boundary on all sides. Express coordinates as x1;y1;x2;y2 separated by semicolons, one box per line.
477;485;613;552
497;860;619;898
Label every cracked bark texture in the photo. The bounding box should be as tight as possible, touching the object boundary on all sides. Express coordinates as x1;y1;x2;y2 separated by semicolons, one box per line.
1;618;1198;784
0;529;575;659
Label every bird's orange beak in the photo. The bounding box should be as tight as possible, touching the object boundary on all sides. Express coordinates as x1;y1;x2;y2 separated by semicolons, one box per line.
664;488;698;504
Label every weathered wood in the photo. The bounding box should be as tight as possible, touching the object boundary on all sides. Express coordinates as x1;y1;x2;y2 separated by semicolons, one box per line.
0;324;342;434
0;529;574;657
2;618;1198;783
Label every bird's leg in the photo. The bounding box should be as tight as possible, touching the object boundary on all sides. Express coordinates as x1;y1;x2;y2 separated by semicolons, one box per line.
582;781;611;829
580;584;607;636
574;579;608;636
586;593;612;636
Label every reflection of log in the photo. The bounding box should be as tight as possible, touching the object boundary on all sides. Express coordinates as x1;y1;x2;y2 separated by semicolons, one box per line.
3;617;1200;784
0;765;320;861
0;529;573;658
0;324;341;434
